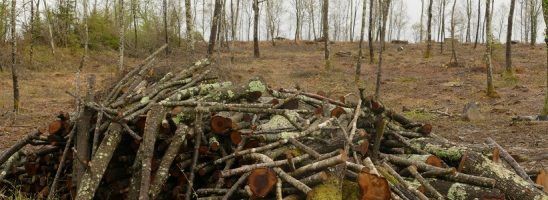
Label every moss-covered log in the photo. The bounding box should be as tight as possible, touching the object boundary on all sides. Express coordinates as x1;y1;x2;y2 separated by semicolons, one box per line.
75;123;122;200
412;179;505;200
458;151;548;200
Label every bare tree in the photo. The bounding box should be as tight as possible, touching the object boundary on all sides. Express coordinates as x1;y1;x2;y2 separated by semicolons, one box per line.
10;0;18;112
529;0;541;46
323;0;331;70
118;0;125;72
440;0;446;54
355;0;367;81
420;0;424;42
425;0;433;58
253;0;259;57
43;0;55;55
485;0;496;97
506;0;517;76
449;0;458;65
207;0;222;56
368;0;375;63
293;0;304;42
474;0;481;48
375;0;391;99
465;0;472;42
541;0;548;115
131;0;138;48
29;0;35;67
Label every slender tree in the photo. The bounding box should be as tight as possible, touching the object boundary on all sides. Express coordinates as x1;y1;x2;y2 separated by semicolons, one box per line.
43;0;55;55
541;0;548;115
506;0;517;76
29;0;35;68
440;0;446;54
474;0;481;49
10;0;18;112
425;0;433;58
375;0;391;99
323;0;331;70
207;0;222;56
131;0;138;48
466;0;472;43
252;0;260;57
420;0;424;42
118;0;125;72
485;0;497;97
530;0;541;46
355;0;367;81
449;0;458;65
368;0;375;63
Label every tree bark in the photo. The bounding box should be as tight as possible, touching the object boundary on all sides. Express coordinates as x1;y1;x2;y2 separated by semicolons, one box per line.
375;0;390;99
163;0;169;54
42;0;56;55
322;0;331;70
449;0;458;65
420;0;424;42
425;0;433;58
368;0;375;64
506;0;516;76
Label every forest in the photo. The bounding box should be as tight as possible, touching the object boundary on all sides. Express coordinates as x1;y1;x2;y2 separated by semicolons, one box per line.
0;0;547;199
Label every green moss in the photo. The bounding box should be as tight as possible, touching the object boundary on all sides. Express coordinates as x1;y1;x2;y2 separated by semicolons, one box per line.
307;176;342;200
246;80;266;93
342;180;360;200
447;183;468;200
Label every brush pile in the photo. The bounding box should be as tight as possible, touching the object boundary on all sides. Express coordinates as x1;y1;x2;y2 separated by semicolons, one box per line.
0;46;546;200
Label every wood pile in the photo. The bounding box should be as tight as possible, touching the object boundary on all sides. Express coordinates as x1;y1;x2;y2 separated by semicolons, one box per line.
0;46;547;200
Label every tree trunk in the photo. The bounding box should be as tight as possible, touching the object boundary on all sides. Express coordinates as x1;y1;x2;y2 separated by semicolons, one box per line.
368;0;375;63
440;0;446;54
449;0;457;65
253;0;260;58
10;0;18;112
485;0;496;97
131;0;138;48
207;0;222;56
506;0;516;76
322;0;331;70
466;0;472;43
118;0;125;72
474;0;481;49
425;0;433;58
355;0;367;81
185;0;194;50
375;0;391;99
29;0;34;68
541;0;548;116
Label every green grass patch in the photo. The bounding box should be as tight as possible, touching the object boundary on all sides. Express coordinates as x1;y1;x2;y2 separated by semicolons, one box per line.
403;110;437;122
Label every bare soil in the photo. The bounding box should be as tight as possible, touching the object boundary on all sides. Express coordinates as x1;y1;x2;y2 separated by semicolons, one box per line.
0;41;546;168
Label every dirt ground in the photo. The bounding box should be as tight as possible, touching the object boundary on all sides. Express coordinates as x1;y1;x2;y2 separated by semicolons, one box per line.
0;41;546;168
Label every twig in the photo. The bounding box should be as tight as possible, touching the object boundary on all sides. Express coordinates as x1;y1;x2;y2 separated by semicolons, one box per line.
407;165;444;200
185;112;204;200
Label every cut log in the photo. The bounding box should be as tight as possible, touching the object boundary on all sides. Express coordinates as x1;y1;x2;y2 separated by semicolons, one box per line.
357;170;391;200
138;104;166;200
247;168;277;198
485;137;534;184
458;151;547;200
0;130;40;166
414;179;505;200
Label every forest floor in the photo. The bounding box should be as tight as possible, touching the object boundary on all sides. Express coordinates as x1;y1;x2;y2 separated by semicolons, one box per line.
0;41;546;168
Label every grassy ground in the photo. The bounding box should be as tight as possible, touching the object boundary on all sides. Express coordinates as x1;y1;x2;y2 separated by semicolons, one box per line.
0;41;546;169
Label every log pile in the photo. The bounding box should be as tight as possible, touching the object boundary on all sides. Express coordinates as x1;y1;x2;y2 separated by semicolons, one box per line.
0;46;547;200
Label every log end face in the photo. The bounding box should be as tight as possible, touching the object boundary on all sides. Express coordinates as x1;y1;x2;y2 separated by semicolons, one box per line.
247;168;277;198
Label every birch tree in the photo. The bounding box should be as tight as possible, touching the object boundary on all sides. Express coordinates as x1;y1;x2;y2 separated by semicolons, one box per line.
541;0;548;115
118;0;125;72
425;0;433;58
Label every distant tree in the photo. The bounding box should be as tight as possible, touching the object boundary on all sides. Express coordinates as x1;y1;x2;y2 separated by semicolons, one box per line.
322;0;331;70
118;0;125;72
252;0;259;57
10;0;18;112
131;0;138;48
425;0;433;58
43;0;55;55
474;0;481;49
375;0;391;99
506;0;517;76
420;0;424;42
368;0;375;63
163;0;169;53
541;0;548;115
355;0;367;81
29;0;35;67
440;0;446;54
529;0;541;46
449;0;458;65
465;0;472;43
485;0;497;97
